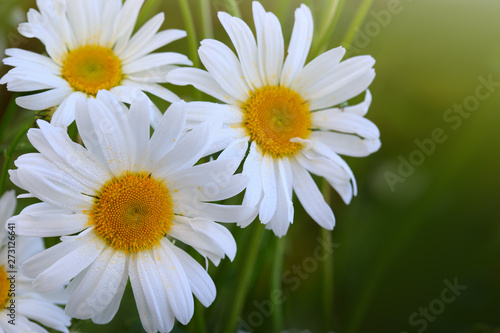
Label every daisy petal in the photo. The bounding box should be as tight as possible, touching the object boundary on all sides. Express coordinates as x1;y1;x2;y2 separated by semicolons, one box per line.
14;157;93;210
154;122;210;176
84;91;134;174
135;250;176;331
168;68;235;103
312;109;380;139
291;162;335;230
309;68;376;111
0;191;16;226
267;158;294;237
21;230;104;291
199;39;250;102
120;79;180;103
344;89;372;116
155;241;194;325
242;142;263;209
281;4;314;87
92;260;129;324
112;0;145;54
65;248;127;321
51;91;87;128
291;46;346;92
259;154;277;224
17;299;70;332
149;101;187;166
3;48;60;74
30;120;108;185
295;150;353;204
121;29;187;63
123;52;192;73
127;93;153;170
311;131;381;157
119;12;165;62
218;12;262;89
168;244;216;307
10;211;87;237
258;12;284;86
129;256;159;333
16;87;73;110
169;217;236;264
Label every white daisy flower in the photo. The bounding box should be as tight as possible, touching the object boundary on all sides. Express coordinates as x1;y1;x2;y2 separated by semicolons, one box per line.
7;91;251;332
0;190;71;333
0;0;192;127
168;1;381;237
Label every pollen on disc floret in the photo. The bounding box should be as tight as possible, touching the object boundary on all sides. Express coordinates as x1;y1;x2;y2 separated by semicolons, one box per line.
242;85;312;158
62;45;123;96
88;172;174;253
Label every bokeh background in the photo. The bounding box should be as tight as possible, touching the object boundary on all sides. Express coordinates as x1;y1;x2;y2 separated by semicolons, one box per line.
1;0;499;332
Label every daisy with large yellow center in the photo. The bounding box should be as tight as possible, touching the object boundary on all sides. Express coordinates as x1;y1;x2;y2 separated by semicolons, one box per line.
1;0;192;127
89;172;173;253
10;92;247;331
62;45;123;96
242;86;311;158
168;1;380;236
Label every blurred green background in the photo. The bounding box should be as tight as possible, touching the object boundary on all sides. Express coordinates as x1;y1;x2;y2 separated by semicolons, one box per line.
1;0;499;332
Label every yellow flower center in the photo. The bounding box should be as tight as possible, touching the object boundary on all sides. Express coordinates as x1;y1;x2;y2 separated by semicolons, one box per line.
242;86;311;158
62;45;122;96
88;172;174;253
0;266;10;307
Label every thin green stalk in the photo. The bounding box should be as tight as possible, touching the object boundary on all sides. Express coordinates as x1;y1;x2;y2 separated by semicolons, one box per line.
224;0;241;18
194;301;207;333
224;223;265;333
0;97;19;142
341;0;374;52
0;122;32;194
136;0;161;27
271;236;286;331
198;0;213;39
310;0;345;58
177;0;201;101
321;180;335;329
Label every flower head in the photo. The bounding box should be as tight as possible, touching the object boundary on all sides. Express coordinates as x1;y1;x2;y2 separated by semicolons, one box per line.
168;1;381;236
1;0;192;127
7;91;251;332
0;191;71;333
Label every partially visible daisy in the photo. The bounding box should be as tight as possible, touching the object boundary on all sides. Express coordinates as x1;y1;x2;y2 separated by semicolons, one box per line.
1;0;192;127
0;190;71;333
168;1;381;236
7;91;251;332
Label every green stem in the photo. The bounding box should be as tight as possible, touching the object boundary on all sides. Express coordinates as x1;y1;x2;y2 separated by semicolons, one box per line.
341;0;374;53
0;122;32;194
225;0;241;18
271;236;286;331
224;223;265;333
310;0;345;58
136;0;161;27
194;301;207;333
0;96;19;142
198;0;213;39
322;228;335;327
321;180;335;329
178;0;202;101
